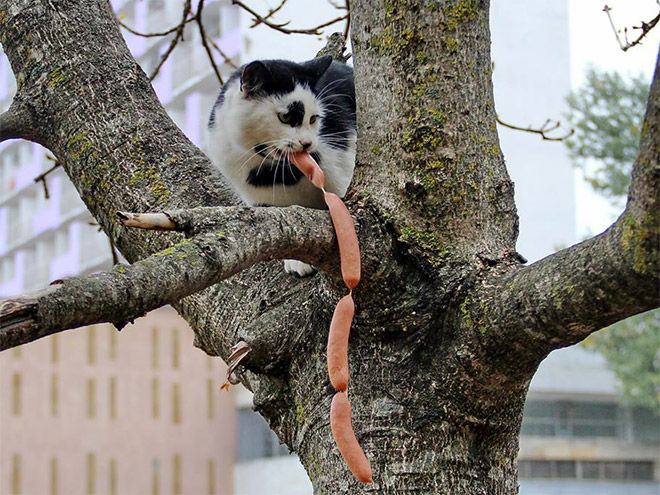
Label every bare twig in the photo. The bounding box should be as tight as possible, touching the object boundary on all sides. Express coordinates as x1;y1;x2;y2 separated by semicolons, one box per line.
232;0;347;35
149;0;192;81
33;159;61;200
117;17;195;38
327;0;349;9
603;4;660;52
195;0;225;85
343;0;351;40
206;36;238;70
249;0;288;28
496;117;574;142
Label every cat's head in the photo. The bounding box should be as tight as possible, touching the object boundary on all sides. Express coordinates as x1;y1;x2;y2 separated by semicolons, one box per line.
234;56;333;157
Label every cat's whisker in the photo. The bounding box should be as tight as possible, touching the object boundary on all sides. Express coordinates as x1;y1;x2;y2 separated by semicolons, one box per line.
258;145;282;177
315;78;350;100
236;143;281;172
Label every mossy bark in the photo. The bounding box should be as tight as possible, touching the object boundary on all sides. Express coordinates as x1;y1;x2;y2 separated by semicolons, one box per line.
0;1;657;494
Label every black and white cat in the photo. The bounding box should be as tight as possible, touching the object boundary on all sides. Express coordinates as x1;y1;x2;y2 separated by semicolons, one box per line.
207;55;356;276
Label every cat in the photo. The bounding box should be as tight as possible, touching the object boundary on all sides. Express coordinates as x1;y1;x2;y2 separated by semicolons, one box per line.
207;55;356;276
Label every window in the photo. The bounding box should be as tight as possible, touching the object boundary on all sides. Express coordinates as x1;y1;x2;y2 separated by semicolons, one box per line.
173;454;181;495
12;372;21;415
521;400;622;438
51;373;58;417
109;459;117;495
147;0;164;11
172;328;180;369
87;326;96;364
151;327;159;369
208;459;216;495
109;377;117;419
151;377;159;419
219;3;240;36
237;408;289;461
87;378;96;418
172;383;181;424
12;453;20;495
632;406;660;442
207;379;214;420
86;453;96;495
51;457;58;495
201;2;221;38
1;257;14;283
108;328;117;360
54;230;68;256
152;459;160;495
519;460;654;481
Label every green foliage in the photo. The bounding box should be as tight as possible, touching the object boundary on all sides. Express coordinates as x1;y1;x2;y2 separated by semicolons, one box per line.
583;311;660;413
568;67;658;413
565;67;649;200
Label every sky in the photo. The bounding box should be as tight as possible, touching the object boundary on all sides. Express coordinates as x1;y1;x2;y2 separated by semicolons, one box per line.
568;0;659;237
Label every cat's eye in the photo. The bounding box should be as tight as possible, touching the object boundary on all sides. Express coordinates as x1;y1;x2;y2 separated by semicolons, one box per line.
310;115;320;125
277;112;290;124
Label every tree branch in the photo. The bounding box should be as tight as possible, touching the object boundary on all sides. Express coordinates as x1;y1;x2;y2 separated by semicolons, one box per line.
0;206;336;351
0;101;39;143
231;0;347;35
148;0;192;81
473;48;660;368
496;116;574;142
603;4;660;52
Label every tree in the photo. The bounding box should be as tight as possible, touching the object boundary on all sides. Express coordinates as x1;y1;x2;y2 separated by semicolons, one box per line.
566;67;659;414
566;67;649;201
584;310;660;412
0;1;658;494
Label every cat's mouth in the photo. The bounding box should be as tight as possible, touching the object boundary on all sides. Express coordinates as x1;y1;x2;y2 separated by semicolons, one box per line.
253;143;310;161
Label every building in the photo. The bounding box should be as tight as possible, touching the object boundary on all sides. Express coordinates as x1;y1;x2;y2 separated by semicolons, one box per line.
0;0;657;494
0;0;245;493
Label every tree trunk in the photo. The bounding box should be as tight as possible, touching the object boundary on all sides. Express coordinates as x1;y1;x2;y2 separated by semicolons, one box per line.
0;1;657;494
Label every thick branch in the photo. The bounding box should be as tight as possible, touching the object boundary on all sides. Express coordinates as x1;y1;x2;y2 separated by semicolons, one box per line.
0;206;336;351
472;48;660;366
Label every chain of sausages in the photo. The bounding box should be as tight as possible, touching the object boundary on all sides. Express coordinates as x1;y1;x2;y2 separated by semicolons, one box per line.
289;152;373;484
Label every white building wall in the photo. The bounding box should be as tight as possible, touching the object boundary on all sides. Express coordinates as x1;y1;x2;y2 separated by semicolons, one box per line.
491;0;576;263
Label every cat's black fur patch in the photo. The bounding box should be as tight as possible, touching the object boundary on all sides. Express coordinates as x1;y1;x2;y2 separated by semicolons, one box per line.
284;101;305;127
313;62;356;151
246;161;304;186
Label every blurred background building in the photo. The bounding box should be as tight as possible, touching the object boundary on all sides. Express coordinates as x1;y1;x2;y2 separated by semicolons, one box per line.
0;0;657;494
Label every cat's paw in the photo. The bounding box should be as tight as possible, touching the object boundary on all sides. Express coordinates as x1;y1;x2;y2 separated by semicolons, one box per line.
284;259;316;277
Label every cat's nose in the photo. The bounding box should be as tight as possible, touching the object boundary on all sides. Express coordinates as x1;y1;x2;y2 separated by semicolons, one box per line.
301;141;312;151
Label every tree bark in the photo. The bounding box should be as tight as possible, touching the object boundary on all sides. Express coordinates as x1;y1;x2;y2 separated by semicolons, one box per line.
0;1;657;494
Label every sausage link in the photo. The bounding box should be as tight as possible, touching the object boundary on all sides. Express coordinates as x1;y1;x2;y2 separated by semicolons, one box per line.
330;392;373;483
324;192;361;289
289;151;325;189
327;294;354;391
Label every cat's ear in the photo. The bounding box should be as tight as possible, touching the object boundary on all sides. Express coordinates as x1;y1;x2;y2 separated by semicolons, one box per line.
301;56;333;82
241;61;270;98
